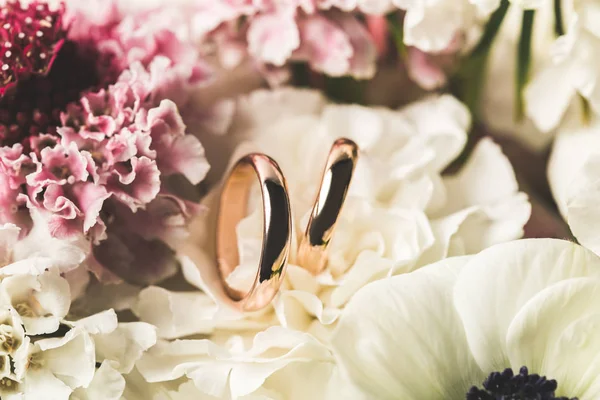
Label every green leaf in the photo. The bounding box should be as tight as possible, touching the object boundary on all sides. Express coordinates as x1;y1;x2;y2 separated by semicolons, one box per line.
554;0;565;37
450;0;510;118
515;10;535;121
470;0;511;58
386;13;407;60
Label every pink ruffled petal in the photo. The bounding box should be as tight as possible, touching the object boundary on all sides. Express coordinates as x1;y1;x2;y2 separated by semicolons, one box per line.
295;14;353;76
247;11;301;66
335;13;377;79
156;134;209;185
70;182;111;235
107;156;161;211
27;143;91;187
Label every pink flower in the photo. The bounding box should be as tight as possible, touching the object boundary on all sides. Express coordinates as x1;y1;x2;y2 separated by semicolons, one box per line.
199;0;380;81
68;2;212;110
0;1;66;96
0;0;212;284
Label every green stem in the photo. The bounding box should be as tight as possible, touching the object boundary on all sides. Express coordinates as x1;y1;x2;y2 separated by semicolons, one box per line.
471;0;511;58
386;13;407;60
450;0;510;118
516;10;535;121
554;0;565;36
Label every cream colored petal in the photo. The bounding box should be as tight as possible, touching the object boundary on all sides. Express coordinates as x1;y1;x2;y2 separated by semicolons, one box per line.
71;361;125;400
1;272;71;335
548;127;600;218
566;152;600;256
35;328;96;389
505;277;600;399
454;239;600;373
332;257;483;399
22;369;72;400
400;94;470;172
0;224;19;267
133;286;218;339
274;289;340;331
437;138;519;214
328;251;395;308
69;309;118;334
93;322;157;374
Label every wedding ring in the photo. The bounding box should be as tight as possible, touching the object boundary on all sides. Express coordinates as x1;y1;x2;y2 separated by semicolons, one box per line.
297;138;359;274
216;153;292;312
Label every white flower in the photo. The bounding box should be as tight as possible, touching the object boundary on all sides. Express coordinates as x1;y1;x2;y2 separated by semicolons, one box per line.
332;239;600;399
525;1;600;133
392;0;540;53
134;89;529;398
137;326;336;399
547;120;600;259
480;2;560;151
547;121;600;218
0;224;157;399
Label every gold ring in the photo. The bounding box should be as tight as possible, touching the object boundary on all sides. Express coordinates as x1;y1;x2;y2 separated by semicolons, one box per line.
297;138;359;275
216;153;292;312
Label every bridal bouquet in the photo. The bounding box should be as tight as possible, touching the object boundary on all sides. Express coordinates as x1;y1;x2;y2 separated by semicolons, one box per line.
0;0;598;399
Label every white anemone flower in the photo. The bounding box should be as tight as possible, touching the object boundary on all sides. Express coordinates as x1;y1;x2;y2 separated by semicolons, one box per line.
332;239;600;399
134;89;529;398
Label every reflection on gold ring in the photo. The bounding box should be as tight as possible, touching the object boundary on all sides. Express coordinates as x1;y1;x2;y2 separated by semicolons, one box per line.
216;153;292;312
298;138;359;275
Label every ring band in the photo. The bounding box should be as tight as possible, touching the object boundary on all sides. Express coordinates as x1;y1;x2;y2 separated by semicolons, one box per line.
216;153;292;312
297;138;359;275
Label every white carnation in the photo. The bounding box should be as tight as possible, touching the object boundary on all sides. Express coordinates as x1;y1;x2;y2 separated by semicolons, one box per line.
134;88;530;398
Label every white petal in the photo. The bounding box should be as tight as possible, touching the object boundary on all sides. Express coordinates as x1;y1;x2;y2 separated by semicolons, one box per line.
525;62;576;132
400;2;474;53
505;277;600;399
1;272;70;335
71;361;125;400
454;239;600;373
226;327;333;398
22;369;72;400
437;138;519;213
274;289;340;331
0;224;20;266
35;328;96;389
328;251;395;308
566;152;600;256
399;94;470;173
332;257;483;399
69;309;118;335
548;127;600;218
133;286;218;339
93;322;157;374
13;211;88;273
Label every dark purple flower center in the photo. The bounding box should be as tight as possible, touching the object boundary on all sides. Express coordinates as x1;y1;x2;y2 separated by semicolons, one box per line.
0;1;110;149
466;367;577;400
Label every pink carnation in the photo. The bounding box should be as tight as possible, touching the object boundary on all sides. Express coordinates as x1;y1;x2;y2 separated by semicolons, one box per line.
0;0;212;284
196;1;379;81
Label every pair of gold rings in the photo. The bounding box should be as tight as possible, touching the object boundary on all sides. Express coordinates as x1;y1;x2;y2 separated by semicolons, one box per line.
215;138;359;312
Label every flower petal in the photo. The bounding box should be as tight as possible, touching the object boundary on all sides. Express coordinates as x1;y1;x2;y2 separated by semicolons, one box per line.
505;277;600;399
71;361;125;400
332;256;484;399
454;239;600;373
566;152;600;256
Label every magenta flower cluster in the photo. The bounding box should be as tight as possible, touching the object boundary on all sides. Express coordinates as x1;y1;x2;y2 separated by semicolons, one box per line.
0;1;210;283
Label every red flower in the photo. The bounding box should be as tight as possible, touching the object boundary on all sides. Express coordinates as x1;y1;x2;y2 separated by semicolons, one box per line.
0;1;66;96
